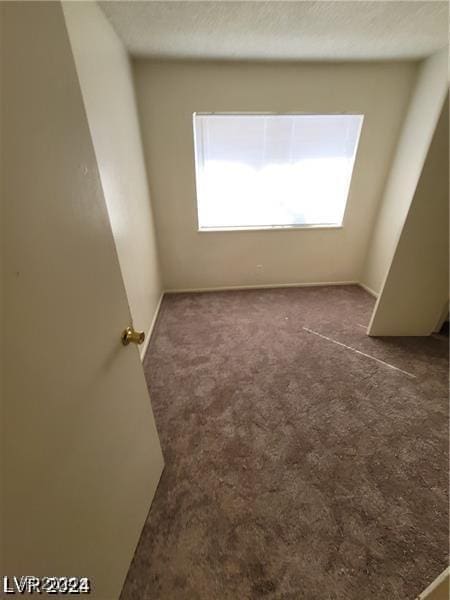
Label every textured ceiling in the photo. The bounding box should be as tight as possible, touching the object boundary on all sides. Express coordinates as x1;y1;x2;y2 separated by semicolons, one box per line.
99;1;448;62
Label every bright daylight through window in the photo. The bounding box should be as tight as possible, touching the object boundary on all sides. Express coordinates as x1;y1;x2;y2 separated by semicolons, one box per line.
193;114;363;230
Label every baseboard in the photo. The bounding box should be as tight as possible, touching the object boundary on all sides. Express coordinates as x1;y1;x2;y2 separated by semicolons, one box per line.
140;292;164;361
358;282;379;298
165;281;359;294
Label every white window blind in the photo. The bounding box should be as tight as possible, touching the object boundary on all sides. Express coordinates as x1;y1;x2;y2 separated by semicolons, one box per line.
193;114;363;230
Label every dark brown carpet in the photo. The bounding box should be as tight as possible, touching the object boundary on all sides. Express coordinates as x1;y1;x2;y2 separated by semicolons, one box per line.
121;285;449;600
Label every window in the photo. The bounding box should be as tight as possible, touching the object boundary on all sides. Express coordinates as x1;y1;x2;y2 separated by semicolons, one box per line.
193;113;363;230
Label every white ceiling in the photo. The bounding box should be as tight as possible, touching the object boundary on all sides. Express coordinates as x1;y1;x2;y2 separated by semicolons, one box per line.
99;1;449;62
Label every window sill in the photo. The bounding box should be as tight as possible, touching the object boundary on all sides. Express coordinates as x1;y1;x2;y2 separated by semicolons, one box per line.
197;224;343;233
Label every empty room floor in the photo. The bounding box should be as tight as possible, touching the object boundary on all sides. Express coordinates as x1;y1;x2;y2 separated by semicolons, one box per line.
121;285;448;600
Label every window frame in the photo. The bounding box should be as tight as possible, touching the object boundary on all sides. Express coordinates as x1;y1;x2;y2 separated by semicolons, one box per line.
192;112;364;233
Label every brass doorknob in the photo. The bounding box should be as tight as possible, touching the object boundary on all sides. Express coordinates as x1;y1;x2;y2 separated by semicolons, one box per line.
121;326;145;346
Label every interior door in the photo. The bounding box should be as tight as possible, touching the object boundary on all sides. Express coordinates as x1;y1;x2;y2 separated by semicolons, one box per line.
1;3;163;598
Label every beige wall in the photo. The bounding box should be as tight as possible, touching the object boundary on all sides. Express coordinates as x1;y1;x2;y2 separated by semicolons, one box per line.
63;2;162;355
368;98;449;336
362;50;448;295
133;59;416;291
